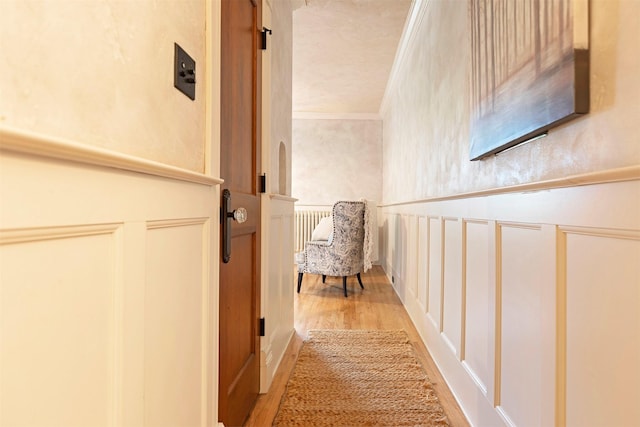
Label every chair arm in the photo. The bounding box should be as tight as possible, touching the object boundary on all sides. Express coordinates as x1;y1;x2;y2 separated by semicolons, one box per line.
304;240;343;275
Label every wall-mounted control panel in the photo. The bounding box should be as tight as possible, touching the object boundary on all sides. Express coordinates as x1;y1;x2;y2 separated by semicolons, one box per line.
174;43;196;100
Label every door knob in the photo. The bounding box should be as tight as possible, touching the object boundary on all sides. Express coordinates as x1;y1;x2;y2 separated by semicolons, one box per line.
229;207;247;223
222;189;249;263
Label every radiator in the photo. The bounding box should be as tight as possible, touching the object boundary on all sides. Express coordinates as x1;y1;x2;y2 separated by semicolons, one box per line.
294;209;331;253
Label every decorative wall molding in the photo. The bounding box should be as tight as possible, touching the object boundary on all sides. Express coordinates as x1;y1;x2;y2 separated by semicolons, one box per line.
0;221;125;426
1;145;219;425
555;225;640;427
380;165;640;207
0;222;122;244
292;112;381;121
497;221;543;231
380;179;640;427
0;126;223;186
260;196;296;393
379;0;431;115
460;218;491;398
559;225;640;240
146;217;210;230
268;193;298;202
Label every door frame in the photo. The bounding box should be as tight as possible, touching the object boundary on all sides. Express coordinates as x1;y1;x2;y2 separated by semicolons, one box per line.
205;0;223;423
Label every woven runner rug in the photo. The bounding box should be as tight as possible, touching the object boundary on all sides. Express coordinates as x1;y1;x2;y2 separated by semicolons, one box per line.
272;329;450;427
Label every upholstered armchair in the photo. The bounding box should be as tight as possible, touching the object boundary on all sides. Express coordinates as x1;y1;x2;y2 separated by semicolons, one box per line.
296;201;365;297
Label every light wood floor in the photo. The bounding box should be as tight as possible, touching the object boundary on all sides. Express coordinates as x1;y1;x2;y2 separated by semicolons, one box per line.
244;265;470;427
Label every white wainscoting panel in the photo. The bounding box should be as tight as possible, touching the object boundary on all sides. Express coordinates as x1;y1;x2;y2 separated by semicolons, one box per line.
497;223;547;427
408;215;419;298
442;217;463;358
144;219;209;427
260;195;296;393
417;216;429;312
1;141;219;426
385;213;400;287
379;178;640;427
393;213;408;295
462;220;492;397
427;217;443;330
563;228;640;427
1;225;121;426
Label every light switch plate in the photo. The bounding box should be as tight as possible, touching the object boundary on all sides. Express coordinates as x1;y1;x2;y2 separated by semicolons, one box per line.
174;43;196;100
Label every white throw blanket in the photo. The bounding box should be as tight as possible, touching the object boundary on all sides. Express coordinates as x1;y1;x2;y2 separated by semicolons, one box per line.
361;199;378;272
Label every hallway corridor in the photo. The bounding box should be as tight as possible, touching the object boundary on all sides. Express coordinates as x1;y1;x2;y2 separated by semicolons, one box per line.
244;266;469;426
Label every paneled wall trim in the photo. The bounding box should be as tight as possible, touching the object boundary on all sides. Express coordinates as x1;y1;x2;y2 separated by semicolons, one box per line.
260;194;296;392
1;135;220;425
380;179;640;427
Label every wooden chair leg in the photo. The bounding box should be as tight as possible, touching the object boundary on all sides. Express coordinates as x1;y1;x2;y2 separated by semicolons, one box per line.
356;273;364;289
297;272;303;293
322;275;326;283
342;276;348;297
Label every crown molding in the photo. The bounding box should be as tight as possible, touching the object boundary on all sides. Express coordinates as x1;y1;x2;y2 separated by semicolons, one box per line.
379;0;431;115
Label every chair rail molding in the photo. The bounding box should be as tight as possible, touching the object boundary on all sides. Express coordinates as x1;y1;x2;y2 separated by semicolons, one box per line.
0;125;223;186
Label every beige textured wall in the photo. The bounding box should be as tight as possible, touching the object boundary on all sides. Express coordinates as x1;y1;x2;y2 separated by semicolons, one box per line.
381;0;640;203
270;0;293;195
292;118;382;205
0;0;206;172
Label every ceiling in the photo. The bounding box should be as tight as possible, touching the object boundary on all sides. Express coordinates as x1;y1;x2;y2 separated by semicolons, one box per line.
292;0;412;116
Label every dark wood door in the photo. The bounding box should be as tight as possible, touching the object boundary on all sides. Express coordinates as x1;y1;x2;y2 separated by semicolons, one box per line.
219;0;261;426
